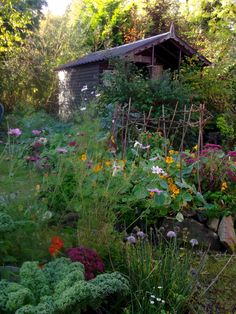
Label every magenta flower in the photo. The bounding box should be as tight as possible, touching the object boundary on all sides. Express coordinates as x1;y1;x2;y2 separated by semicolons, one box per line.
204;143;222;150
8;128;22;137
167;231;177;238
56;147;68;154
32;130;41;136
148;188;163;195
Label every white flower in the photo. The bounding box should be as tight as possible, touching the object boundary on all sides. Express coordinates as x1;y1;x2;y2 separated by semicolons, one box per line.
150;295;156;299
151;166;166;175
156;298;161;302
80;107;86;111
81;85;88;92
112;163;122;176
158;286;162;289
38;137;47;144
150;300;155;304
134;141;150;150
134;141;142;148
95;93;101;97
162;300;165;304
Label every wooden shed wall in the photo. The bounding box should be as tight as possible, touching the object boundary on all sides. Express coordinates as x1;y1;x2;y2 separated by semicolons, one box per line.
58;62;101;120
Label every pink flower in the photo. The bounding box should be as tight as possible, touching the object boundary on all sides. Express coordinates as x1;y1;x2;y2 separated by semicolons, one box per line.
8;128;22;137
32;130;41;136
56;147;68;154
148;188;163;195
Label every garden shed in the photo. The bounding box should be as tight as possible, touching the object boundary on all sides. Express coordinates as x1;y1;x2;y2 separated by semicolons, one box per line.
56;24;210;120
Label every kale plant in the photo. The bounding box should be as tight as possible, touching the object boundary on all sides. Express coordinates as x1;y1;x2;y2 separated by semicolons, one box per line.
0;257;129;314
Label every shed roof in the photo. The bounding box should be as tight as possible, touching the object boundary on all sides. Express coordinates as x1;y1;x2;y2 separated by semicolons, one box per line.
56;25;211;71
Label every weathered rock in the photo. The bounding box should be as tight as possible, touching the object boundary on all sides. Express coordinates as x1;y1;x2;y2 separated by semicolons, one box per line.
160;217;222;251
207;218;220;232
218;215;236;253
182;208;196;218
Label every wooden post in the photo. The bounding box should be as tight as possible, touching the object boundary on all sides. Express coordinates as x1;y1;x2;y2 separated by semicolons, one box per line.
178;49;182;74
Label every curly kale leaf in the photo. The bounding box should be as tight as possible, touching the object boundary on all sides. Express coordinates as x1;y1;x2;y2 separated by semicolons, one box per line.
0;212;15;233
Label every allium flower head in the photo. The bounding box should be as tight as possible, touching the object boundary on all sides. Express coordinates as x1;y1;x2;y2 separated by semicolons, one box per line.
167;231;177;238
126;235;136;244
8;128;22;137
136;231;146;239
189;238;199;247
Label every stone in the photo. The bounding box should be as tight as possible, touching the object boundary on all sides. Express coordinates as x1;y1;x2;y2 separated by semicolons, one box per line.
207;218;220;232
160;217;222;251
218;215;236;253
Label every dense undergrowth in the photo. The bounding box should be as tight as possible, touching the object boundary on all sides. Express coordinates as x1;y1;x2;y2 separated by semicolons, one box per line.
0;110;235;313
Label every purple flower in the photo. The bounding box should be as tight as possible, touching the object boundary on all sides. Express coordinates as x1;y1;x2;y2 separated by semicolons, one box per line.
8;128;22;137
137;231;146;239
148;188;163;195
32;129;41;136
126;235;136;244
189;238;199;247
166;231;177;238
56;147;68;154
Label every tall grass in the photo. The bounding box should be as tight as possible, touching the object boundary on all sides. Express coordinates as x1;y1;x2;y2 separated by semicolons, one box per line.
124;237;197;314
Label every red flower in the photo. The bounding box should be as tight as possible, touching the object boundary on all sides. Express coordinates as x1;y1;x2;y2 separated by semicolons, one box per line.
68;141;77;147
51;236;63;250
48;246;59;256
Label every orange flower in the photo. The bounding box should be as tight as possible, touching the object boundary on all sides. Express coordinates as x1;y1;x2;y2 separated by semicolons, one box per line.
81;153;87;161
93;164;103;172
149;191;155;198
166;156;174;164
48;246;59;256
52;236;63;250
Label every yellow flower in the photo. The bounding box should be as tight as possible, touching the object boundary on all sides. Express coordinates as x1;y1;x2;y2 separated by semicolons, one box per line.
176;162;181;169
35;184;41;192
105;160;111;166
168;178;174;184
193;145;198;151
165;156;174;164
93;164;103;172
221;182;228;192
169;150;175;155
81;153;87;161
